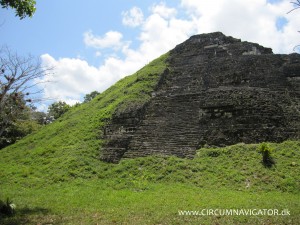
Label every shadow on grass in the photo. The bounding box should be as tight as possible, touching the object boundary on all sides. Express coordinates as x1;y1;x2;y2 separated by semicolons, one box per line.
0;207;52;225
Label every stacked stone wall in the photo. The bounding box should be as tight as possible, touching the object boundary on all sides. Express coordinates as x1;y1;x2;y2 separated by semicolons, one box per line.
100;32;300;162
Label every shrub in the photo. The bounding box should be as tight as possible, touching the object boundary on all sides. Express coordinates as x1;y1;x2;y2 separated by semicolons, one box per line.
258;143;275;167
207;149;220;157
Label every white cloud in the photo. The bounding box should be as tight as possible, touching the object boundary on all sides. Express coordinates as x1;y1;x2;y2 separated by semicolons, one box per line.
151;2;177;19
95;51;101;57
39;54;119;105
137;3;196;61
83;30;123;49
39;0;300;106
180;0;300;53
40;3;195;105
122;7;144;27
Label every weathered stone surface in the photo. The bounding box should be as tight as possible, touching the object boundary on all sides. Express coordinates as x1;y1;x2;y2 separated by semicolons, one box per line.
100;32;300;163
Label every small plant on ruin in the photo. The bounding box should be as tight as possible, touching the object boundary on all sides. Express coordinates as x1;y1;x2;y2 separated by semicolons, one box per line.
258;143;275;167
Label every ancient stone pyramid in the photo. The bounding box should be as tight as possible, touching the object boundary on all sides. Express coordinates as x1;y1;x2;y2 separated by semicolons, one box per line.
101;32;300;162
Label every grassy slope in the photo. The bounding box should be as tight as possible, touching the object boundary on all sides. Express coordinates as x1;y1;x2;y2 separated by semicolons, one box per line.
0;52;169;184
0;141;299;224
0;52;300;224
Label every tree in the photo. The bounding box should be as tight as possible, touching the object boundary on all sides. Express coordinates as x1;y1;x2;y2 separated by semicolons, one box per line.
0;0;36;19
30;110;46;125
83;91;100;103
0;46;51;138
0;104;42;149
288;0;300;14
47;101;70;119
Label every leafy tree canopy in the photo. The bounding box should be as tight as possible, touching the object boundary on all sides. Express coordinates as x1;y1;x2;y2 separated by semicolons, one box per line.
0;0;36;19
47;101;70;120
83;91;100;103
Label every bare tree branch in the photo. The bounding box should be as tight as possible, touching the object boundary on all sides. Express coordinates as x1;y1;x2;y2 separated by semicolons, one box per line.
287;1;300;52
287;0;300;14
0;46;53;137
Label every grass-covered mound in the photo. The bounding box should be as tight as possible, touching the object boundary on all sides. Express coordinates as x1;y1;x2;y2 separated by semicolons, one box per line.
0;141;299;224
0;51;299;224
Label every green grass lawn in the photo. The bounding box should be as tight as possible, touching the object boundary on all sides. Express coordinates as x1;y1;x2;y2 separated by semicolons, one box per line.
1;141;299;224
1;181;299;224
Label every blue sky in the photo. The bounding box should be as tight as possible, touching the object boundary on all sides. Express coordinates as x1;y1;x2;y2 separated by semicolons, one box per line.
1;1;162;63
1;0;299;109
